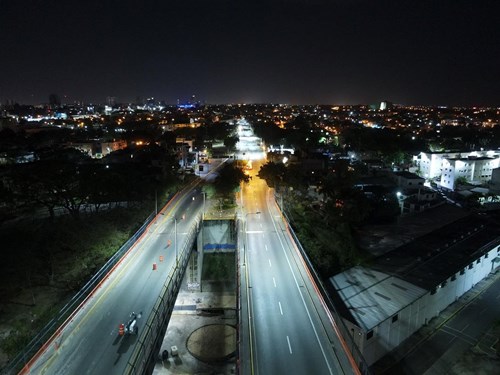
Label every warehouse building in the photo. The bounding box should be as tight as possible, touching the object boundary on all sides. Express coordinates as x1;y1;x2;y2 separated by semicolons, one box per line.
330;213;500;366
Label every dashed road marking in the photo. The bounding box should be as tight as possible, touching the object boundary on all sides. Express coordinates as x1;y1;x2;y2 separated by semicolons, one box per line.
286;336;293;354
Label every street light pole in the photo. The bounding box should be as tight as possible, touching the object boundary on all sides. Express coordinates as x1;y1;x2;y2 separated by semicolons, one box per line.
396;191;404;216
174;217;178;266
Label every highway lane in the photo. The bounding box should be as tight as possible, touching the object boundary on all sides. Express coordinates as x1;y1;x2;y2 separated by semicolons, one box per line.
25;187;205;375
242;161;354;375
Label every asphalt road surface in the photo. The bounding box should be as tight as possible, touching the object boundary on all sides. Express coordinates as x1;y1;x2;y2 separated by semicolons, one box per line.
26;187;205;375
394;274;500;374
240;160;357;375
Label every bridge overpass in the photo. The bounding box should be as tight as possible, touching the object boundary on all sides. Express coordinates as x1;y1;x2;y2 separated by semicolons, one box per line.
8;181;364;375
237;161;364;375
8;187;205;375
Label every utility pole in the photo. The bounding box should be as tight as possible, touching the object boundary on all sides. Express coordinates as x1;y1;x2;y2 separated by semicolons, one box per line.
175;217;178;266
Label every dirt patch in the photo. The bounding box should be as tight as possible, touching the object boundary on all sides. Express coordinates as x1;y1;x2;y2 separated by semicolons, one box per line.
0;286;69;370
186;324;236;362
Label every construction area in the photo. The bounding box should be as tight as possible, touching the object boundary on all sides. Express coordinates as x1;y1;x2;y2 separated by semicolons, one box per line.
153;216;238;375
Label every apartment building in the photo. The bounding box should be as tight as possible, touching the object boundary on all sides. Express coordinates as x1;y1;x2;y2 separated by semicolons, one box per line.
414;150;500;190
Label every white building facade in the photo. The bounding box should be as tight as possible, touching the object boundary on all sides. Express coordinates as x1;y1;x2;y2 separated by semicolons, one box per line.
414;150;500;190
441;156;500;190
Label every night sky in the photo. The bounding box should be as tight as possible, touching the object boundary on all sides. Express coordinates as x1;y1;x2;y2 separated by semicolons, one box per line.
1;0;499;106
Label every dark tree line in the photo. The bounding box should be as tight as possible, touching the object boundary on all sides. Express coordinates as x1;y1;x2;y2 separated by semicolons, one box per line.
2;144;178;220
202;163;250;211
257;158;382;276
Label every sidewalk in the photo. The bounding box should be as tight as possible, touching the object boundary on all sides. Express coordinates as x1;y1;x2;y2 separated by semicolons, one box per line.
372;271;500;374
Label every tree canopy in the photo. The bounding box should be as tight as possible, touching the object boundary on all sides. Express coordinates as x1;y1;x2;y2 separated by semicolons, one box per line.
214;163;250;197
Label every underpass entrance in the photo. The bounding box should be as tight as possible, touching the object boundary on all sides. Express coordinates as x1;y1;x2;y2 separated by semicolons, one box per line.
187;219;237;293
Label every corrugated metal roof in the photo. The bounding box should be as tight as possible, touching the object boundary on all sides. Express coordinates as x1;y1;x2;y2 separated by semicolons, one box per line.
330;266;427;331
371;213;500;290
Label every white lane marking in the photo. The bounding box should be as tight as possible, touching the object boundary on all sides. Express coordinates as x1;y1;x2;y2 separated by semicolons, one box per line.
265;244;268;251
246;230;264;234
286;336;293;354
267;193;334;375
245;238;258;373
268;259;272;268
441;326;477;345
279;301;283;315
273;277;276;288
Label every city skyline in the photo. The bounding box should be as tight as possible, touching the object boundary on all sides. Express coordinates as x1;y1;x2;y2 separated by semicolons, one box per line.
1;0;499;106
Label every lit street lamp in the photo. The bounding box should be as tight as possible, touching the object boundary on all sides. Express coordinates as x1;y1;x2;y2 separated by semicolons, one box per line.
396;191;404;215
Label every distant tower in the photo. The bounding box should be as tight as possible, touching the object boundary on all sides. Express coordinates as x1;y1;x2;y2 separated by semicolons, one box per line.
380;100;393;111
107;96;116;107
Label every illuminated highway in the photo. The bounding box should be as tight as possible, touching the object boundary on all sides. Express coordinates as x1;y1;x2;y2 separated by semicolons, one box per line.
22;186;205;375
22;117;357;375
237;118;358;375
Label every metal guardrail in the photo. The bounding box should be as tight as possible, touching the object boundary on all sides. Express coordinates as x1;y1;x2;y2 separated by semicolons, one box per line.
123;214;202;375
234;219;242;375
1;210;157;375
276;194;372;375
